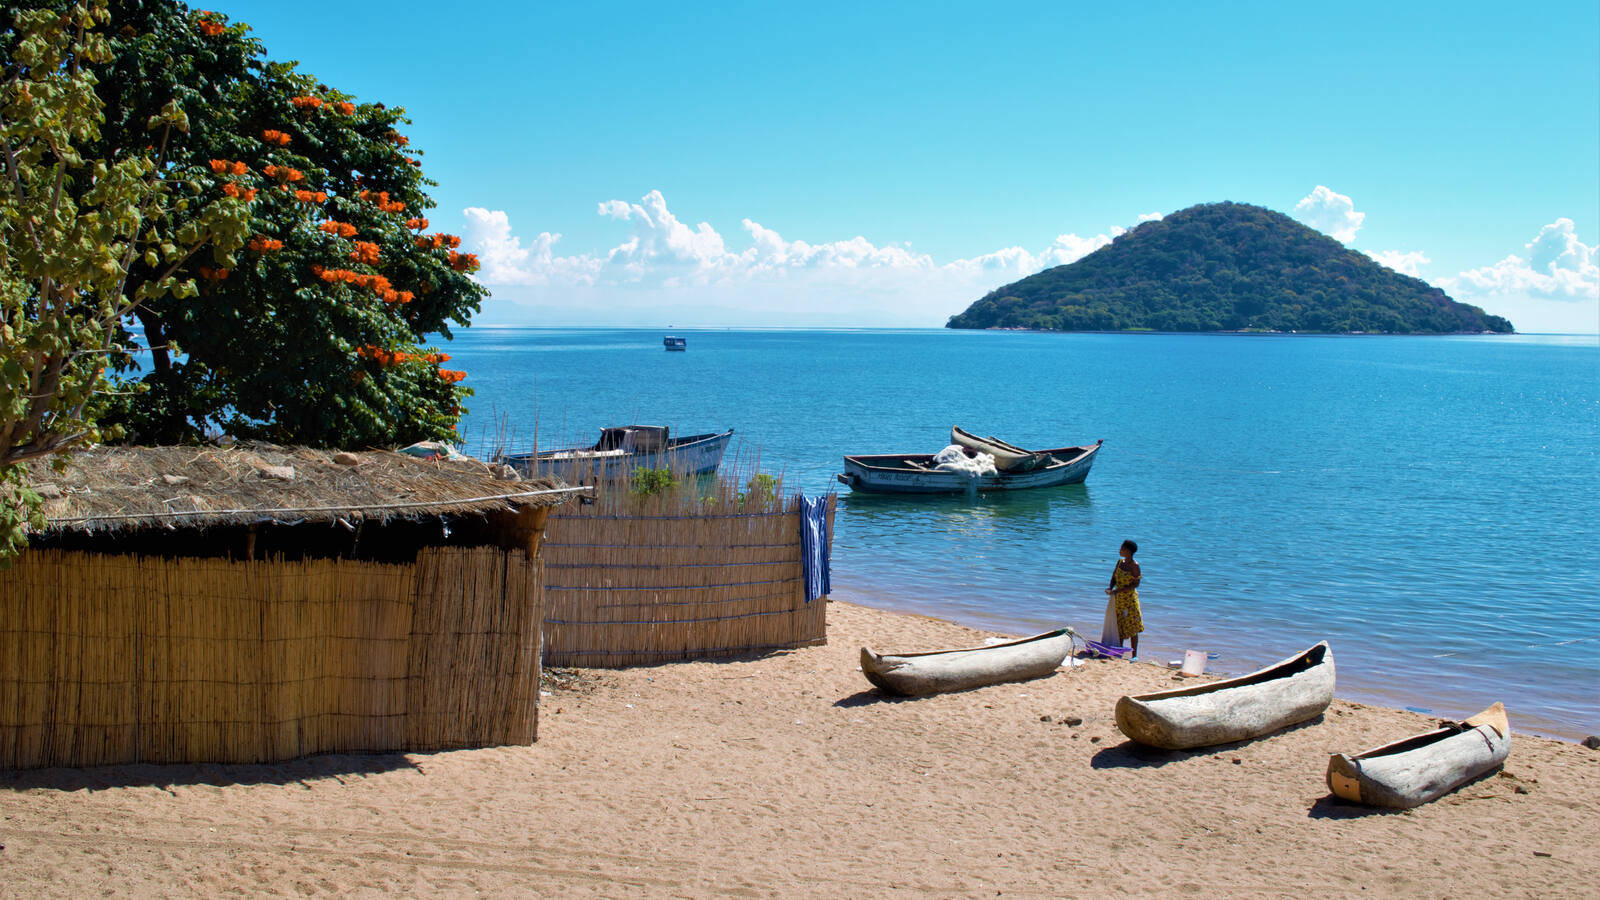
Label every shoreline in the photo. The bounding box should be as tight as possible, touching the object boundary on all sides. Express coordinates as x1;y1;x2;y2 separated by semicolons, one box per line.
2;598;1593;895
830;585;1592;743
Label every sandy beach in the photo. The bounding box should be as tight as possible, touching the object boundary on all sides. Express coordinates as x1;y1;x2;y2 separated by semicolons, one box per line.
1;599;1595;897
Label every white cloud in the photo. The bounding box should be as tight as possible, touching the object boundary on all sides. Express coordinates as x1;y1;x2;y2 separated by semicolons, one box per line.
461;207;601;286
462;191;1138;324
1293;185;1365;244
1444;218;1599;302
1369;249;1431;277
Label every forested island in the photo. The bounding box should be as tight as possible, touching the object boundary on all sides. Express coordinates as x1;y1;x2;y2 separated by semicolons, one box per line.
946;202;1514;334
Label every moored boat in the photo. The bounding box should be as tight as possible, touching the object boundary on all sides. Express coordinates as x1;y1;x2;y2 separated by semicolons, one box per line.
500;426;732;481
1114;642;1335;749
663;335;687;351
837;439;1101;494
860;628;1077;696
1325;702;1510;808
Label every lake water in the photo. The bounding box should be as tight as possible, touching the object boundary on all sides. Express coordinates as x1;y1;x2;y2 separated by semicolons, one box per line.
450;327;1599;740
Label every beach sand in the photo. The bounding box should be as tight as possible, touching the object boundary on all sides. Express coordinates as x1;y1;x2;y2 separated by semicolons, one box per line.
1;599;1594;897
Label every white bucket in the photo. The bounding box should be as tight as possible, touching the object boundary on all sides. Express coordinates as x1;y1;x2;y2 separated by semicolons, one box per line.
1180;649;1207;677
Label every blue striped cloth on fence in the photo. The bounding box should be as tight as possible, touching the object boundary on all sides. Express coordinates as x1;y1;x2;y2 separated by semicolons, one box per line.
799;493;832;603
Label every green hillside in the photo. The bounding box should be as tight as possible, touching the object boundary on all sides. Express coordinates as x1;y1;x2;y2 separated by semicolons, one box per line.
946;202;1514;334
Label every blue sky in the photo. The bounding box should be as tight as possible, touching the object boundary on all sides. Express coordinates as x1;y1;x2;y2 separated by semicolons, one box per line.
220;1;1598;331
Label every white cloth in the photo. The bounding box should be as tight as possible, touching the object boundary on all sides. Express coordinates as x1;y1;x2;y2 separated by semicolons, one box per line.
1100;593;1123;646
932;444;997;477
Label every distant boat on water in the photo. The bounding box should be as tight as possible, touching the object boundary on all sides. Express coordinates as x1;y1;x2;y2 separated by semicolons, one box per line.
500;426;732;482
663;335;687;351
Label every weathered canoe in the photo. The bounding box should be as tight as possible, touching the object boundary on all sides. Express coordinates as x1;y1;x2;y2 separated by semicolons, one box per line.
1114;642;1334;749
1326;702;1510;808
950;426;1046;472
861;628;1076;696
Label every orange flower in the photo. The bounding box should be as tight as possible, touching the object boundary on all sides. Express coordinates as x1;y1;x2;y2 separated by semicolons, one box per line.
260;129;291;146
242;188;259;202
248;236;284;253
208;159;229;173
405;217;429;230
446;251;479;273
231;160;248;175
425;352;451;363
198;266;230;281
405;157;421;167
387;131;410;147
263;164;301;182
319;221;358;238
221;183;241;197
196;12;225;37
364;190;406;214
294;189;318;203
349;241;381;265
438;370;467;384
335;101;355;115
291;95;324;109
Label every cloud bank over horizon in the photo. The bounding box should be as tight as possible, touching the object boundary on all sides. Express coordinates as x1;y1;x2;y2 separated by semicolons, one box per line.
463;189;1598;332
461;191;1159;326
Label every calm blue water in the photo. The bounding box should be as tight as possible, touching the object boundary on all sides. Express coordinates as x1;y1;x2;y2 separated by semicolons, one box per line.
450;328;1599;739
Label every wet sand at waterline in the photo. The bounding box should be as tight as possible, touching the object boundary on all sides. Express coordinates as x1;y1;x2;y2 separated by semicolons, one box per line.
2;600;1594;897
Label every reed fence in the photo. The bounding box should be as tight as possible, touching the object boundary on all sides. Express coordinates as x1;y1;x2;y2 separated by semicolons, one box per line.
540;475;832;667
0;546;543;769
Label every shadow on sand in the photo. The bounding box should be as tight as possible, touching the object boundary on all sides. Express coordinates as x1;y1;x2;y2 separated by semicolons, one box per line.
1089;714;1329;769
0;751;420;793
833;688;922;708
1305;794;1408;819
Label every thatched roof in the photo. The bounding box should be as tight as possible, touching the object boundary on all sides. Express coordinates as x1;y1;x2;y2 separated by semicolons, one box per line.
24;445;583;535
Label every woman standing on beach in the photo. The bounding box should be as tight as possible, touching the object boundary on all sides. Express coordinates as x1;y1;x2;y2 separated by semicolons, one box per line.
1103;540;1143;659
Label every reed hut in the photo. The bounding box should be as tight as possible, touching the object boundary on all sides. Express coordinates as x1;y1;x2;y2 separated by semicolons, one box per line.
1;445;584;770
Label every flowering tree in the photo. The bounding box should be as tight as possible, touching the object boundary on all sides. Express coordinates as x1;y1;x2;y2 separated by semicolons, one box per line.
1;1;250;555
90;3;484;446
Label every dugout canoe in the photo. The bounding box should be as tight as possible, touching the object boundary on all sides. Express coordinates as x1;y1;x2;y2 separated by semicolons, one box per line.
1325;702;1510;808
1114;642;1334;749
860;628;1077;696
950;426;1047;472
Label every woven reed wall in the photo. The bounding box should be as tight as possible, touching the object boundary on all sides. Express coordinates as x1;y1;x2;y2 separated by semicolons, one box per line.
540;500;830;667
0;546;542;770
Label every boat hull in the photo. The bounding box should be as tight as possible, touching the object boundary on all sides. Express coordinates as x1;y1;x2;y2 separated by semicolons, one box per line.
1114;642;1335;749
861;629;1075;696
1326;703;1510;808
838;441;1101;494
505;429;733;482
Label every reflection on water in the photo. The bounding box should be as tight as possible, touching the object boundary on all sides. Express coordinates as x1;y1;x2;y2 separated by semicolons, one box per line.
841;483;1093;538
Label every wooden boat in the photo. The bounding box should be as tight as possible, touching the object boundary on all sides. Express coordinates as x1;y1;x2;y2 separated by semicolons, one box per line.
950;426;1048;472
837;440;1101;494
663;335;687;351
500;426;732;482
1326;702;1510;808
1114;642;1334;749
861;628;1077;696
